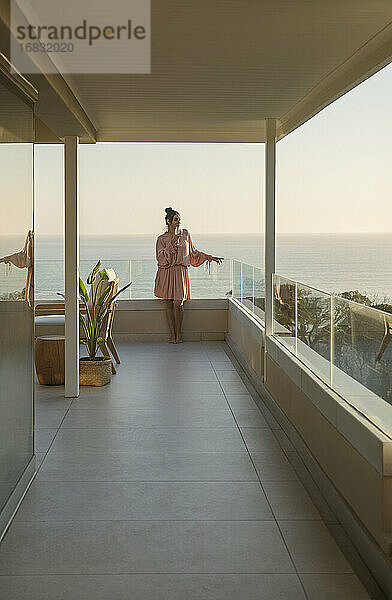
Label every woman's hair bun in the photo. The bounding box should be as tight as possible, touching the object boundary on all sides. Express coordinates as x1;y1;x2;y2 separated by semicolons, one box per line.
164;206;179;226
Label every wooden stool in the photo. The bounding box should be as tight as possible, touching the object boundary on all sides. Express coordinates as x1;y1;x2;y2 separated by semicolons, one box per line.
35;335;65;385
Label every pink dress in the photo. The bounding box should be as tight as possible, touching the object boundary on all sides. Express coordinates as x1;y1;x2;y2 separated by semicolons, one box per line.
154;229;212;301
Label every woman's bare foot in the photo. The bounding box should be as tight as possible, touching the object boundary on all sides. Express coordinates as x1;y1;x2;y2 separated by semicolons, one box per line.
176;336;183;344
168;336;176;344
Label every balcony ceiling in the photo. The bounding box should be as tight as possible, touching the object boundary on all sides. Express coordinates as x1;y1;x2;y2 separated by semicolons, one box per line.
28;0;392;142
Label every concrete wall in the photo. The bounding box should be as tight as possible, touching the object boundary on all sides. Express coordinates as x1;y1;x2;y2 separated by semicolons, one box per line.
35;299;228;342
226;298;392;594
265;351;392;552
114;299;228;341
226;300;264;380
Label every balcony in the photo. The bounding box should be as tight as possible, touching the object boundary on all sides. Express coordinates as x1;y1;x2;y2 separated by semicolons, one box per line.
2;3;392;598
0;340;375;599
2;260;392;598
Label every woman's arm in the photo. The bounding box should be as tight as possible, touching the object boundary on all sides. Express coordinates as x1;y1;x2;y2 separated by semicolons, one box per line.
188;232;223;267
156;235;178;267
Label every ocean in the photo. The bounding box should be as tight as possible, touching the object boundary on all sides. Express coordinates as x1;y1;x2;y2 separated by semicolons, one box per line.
1;233;392;300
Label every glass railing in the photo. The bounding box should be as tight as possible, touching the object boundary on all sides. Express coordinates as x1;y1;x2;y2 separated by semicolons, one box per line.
35;259;64;300
297;282;332;385
273;274;296;342
33;258;235;300
0;262;28;301
189;258;232;299
273;274;392;429
233;259;265;321
332;296;392;404
80;260;133;298
34;259;133;300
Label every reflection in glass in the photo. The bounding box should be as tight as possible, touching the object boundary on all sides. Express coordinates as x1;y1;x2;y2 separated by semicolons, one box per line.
0;230;34;304
253;266;265;321
273;275;296;351
232;260;241;300
0;78;34;514
241;263;254;312
297;283;331;385
333;297;392;402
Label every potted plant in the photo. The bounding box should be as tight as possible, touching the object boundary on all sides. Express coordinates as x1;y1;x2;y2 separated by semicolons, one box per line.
78;261;131;386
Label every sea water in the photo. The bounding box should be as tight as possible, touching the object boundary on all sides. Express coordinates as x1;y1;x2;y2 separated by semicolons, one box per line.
1;232;392;300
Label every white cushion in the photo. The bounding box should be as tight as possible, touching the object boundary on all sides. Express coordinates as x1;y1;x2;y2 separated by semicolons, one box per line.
35;315;65;326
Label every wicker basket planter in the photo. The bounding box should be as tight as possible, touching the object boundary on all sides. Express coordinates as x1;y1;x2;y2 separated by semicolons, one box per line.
79;357;112;386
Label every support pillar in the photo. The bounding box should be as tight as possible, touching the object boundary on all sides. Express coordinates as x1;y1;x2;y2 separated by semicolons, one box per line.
64;136;79;398
264;118;276;337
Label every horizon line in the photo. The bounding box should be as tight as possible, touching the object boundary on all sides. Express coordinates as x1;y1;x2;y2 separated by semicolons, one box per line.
29;231;392;236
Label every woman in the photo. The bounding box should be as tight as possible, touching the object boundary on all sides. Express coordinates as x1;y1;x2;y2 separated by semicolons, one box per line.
154;207;223;343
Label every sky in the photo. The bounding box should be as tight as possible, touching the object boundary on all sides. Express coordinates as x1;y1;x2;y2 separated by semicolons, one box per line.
277;62;392;234
34;142;264;236
30;62;392;237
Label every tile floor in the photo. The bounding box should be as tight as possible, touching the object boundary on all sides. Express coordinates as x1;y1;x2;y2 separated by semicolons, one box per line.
0;342;378;599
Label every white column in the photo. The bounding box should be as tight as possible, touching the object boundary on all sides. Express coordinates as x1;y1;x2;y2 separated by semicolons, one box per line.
64;136;79;398
264;118;276;337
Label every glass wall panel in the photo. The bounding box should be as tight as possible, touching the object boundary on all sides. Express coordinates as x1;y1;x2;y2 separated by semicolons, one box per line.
188;259;232;300
276;64;392;300
253;266;265;322
273;273;392;436
273;275;296;352
80;260;132;299
241;263;254;313
34;144;64;301
232;260;241;301
231;260;265;323
35;257;237;300
128;259;156;299
0;78;34;515
297;283;331;385
332;297;392;402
